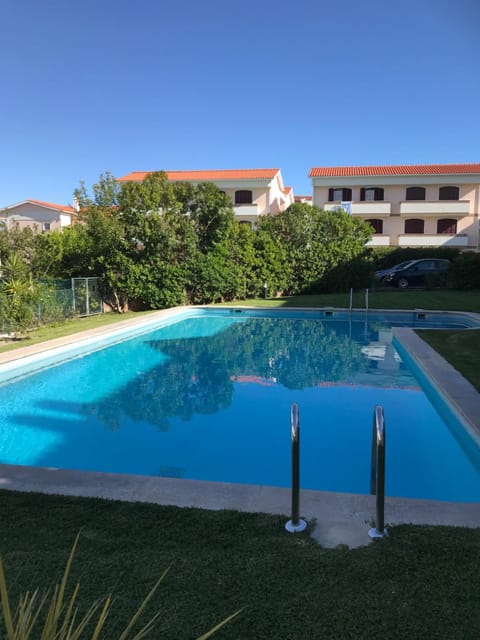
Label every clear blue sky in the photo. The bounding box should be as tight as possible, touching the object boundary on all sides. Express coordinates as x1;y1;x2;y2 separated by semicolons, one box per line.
1;0;479;206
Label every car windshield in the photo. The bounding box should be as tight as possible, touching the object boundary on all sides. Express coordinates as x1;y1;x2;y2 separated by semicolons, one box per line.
391;260;415;271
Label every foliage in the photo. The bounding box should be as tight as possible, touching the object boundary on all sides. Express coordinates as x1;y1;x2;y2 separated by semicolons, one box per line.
259;203;372;294
318;253;376;292
0;534;240;640
187;182;235;252
370;246;462;270
74;171;120;209
0;253;37;333
16;170;478;321
447;252;480;289
187;248;241;304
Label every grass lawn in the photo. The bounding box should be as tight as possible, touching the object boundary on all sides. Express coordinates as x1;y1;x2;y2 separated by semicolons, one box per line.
218;289;480;313
0;490;479;640
0;310;155;353
416;329;480;392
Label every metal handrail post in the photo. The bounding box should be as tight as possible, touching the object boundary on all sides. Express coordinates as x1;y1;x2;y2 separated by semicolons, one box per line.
285;403;307;533
349;288;353;312
365;288;369;312
369;405;388;539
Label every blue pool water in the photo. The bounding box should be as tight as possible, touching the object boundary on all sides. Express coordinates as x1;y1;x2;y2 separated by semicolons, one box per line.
0;308;479;502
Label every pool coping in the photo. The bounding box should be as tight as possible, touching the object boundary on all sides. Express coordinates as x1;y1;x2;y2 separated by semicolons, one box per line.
0;305;479;547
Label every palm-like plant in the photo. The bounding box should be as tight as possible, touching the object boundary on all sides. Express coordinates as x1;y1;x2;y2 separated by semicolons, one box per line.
0;534;241;639
0;252;36;334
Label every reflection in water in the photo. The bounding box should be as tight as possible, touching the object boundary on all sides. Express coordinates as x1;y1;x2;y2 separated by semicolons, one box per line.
85;318;415;432
1;314;479;502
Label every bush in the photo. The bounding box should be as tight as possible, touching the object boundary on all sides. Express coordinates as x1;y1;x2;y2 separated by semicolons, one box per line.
313;255;376;293
448;252;480;289
370;247;462;270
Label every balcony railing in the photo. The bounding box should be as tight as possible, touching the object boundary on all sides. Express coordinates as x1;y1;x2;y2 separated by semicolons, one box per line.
233;204;259;218
323;201;391;215
398;234;469;247
399;200;470;216
366;235;391;246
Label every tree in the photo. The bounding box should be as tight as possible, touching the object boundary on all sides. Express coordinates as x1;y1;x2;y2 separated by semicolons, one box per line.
74;171;120;209
188;182;235;252
259;203;372;294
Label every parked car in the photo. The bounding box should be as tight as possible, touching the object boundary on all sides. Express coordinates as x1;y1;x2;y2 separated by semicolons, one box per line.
382;259;450;289
374;260;416;283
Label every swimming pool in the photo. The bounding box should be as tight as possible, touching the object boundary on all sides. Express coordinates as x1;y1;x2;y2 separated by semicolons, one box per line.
0;308;479;502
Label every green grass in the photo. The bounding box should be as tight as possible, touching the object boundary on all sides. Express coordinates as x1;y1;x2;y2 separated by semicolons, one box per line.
217;289;480;312
0;490;479;640
416;329;480;392
0;311;155;353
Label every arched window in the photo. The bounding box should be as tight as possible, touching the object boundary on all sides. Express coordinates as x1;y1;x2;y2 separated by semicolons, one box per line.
437;218;457;234
235;190;253;205
366;218;383;234
439;186;459;200
360;187;384;201
328;188;352;202
406;187;426;200
404;219;424;234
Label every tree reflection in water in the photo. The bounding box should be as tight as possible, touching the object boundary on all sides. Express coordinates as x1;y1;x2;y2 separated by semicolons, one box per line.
87;318;374;432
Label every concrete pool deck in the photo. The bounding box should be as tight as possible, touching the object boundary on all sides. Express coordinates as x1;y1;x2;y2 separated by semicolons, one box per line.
0;307;479;548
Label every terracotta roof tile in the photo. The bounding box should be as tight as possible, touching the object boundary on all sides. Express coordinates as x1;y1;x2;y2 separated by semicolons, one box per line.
309;163;480;178
118;169;280;182
9;199;75;213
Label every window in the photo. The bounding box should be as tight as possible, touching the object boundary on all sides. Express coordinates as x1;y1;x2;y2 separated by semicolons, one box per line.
404;219;424;234
439;186;459;200
235;190;253;205
405;186;426;200
328;188;352;202
42;222;51;232
437;218;457;234
239;220;253;228
366;218;383;234
360;187;384;201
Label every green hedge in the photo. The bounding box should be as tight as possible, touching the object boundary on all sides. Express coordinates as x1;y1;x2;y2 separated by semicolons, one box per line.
370;247;462;270
448;252;480;289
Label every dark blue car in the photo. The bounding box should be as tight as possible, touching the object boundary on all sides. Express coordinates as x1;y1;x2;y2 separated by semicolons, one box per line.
382;259;450;289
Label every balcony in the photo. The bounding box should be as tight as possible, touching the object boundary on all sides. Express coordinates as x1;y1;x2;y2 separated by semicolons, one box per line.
366;235;391;246
399;201;470;216
323;201;391;216
398;234;469;247
233;204;259;219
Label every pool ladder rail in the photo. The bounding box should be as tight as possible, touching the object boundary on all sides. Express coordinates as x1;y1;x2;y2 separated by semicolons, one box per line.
369;405;388;539
285;402;388;540
285;403;307;533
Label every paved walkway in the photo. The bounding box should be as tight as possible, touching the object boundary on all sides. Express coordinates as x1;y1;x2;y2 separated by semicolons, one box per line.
0;308;479;548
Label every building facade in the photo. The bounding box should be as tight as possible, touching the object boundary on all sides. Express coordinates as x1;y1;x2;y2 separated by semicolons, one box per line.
0;199;76;233
118;169;294;225
309;164;480;251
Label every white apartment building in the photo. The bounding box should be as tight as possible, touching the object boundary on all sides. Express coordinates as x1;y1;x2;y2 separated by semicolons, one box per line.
309;163;480;251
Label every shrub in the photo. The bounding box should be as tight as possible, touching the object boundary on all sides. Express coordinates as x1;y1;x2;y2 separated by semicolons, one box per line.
370;247;462;270
313;255;376;293
448;252;480;289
